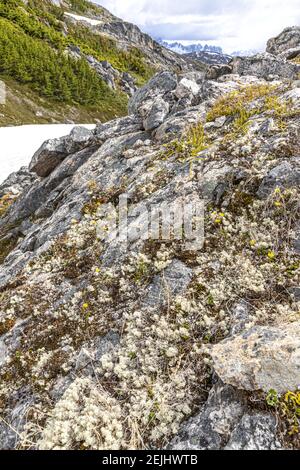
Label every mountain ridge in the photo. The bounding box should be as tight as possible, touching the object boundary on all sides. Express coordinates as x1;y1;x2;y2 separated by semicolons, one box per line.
0;0;188;126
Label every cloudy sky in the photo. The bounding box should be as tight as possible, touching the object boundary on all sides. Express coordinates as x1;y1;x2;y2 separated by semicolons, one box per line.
96;0;300;53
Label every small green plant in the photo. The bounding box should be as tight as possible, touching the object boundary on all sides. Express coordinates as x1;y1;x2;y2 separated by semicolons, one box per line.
186;122;207;157
266;388;279;407
266;389;300;435
133;259;151;285
206;84;273;122
163;122;208;162
264;95;288;118
232;107;254;133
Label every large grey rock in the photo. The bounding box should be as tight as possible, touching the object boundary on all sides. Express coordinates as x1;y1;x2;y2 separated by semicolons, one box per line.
257;158;300;198
267;26;300;57
225;414;281;450
128;71;177;115
169;382;281;450
209;321;300;393
205;64;232;80
278;47;300;60
154;105;207;143
279;87;300;107
94;114;143;141
199;162;233;203
231;53;300;80
168;382;247;450
143;96;170;131
29;126;93;177
175;78;200;100
0;167;37;198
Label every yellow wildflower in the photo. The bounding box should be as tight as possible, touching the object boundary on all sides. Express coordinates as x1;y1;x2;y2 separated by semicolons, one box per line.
267;251;276;260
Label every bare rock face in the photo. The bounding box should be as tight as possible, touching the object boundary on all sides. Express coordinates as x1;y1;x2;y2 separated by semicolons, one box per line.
224;414;281;450
0;167;37;198
267;26;300;59
231;53;300;80
205;64;233;80
168;381;281;450
175;77;200;99
210;322;300;393
257;158;300;198
143;259;193;308
29;126;93;177
168;382;248;450
128;71;178;116
143;96;170;131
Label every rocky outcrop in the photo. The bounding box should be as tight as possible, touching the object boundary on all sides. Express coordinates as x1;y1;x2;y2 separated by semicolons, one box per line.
63;3;189;75
224;414;281;450
267;26;300;59
29;126;93;177
209;322;300;393
205;64;233;80
168;381;248;450
0;167;37;198
230;27;300;82
231;53;300;80
128;71;178;115
0;28;300;450
168;381;281;450
257;158;300;198
97;21;189;72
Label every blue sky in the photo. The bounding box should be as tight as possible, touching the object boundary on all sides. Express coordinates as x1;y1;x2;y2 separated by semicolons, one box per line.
96;0;300;53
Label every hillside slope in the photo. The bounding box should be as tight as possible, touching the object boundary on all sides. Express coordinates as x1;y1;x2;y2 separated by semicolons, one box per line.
0;26;299;450
0;0;188;125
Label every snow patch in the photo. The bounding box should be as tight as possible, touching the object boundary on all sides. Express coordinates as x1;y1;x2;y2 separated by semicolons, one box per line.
64;12;102;26
0;124;95;183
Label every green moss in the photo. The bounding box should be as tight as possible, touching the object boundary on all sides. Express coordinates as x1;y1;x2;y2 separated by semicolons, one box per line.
266;389;300;436
206;84;274;122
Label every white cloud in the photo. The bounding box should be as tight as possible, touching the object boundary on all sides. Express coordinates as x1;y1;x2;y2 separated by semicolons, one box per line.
95;0;300;53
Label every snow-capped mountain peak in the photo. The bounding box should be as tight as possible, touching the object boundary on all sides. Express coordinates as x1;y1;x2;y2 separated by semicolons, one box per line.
157;39;223;55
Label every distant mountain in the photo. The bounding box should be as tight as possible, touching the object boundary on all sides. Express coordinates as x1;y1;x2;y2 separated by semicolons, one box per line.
185;51;232;66
157;39;223;55
231;49;259;57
